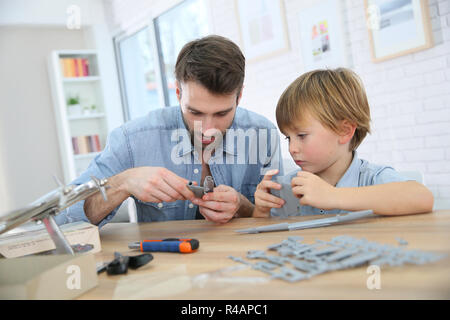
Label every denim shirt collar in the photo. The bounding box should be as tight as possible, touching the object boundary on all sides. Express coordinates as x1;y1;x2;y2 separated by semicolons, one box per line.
175;106;238;157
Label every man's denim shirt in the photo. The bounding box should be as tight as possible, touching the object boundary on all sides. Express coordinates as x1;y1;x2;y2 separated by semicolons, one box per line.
55;106;283;228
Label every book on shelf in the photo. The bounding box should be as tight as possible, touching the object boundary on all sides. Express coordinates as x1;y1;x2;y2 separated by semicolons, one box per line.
60;58;90;78
71;135;102;155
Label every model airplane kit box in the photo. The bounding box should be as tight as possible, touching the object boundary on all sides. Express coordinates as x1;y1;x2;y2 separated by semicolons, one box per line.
0;253;98;299
0;221;101;258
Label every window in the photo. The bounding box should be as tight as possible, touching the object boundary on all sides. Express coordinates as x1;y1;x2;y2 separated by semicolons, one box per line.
114;0;210;120
115;27;161;121
154;0;210;106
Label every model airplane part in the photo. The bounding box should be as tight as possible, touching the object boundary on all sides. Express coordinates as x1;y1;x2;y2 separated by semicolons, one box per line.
270;177;301;217
235;209;375;234
227;235;446;283
0;176;109;255
187;175;214;198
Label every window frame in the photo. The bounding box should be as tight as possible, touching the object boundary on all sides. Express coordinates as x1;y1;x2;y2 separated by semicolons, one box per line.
113;0;213;121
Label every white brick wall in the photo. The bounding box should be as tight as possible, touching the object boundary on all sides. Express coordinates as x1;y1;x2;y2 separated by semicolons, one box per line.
345;0;450;209
106;0;450;209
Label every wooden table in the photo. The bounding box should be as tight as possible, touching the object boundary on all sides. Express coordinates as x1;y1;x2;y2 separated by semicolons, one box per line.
79;211;450;299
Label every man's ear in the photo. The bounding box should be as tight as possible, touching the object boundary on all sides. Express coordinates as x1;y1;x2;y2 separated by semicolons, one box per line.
338;120;357;145
175;81;182;101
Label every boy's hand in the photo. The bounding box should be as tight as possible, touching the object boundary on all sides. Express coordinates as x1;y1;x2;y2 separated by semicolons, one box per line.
253;169;285;217
291;171;338;210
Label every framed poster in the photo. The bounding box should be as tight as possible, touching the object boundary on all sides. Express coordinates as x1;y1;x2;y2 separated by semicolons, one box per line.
298;0;349;71
235;0;290;62
364;0;433;62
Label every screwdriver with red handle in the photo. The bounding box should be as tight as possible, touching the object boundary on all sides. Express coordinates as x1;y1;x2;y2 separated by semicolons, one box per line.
128;238;199;253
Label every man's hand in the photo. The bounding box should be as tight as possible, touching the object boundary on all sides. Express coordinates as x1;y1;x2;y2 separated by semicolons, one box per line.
291;171;338;210
192;185;241;224
124;167;196;203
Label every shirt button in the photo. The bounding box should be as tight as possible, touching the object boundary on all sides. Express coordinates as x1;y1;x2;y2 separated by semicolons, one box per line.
194;168;199;174
157;203;163;208
189;203;194;209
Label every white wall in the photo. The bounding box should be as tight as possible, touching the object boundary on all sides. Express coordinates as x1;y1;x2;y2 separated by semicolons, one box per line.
0;26;86;209
0;0;123;212
346;0;450;209
105;0;450;209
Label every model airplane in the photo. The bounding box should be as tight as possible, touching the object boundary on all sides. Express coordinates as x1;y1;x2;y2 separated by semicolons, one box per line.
0;176;109;255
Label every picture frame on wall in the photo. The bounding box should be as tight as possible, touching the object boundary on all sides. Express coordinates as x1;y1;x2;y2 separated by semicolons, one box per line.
298;0;350;71
235;0;289;62
364;0;433;62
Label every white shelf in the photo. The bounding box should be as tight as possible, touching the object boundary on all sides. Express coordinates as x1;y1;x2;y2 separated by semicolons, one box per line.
68;113;106;121
63;76;101;83
74;152;101;160
48;50;109;183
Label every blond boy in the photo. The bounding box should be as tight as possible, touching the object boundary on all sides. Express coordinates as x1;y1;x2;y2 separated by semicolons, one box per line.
253;68;433;217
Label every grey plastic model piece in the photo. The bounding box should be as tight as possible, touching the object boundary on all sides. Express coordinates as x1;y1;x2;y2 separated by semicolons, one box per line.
308;246;341;256
287;236;304;242
277;248;295;257
325;248;360;262
266;255;289;266
339;251;381;268
246;250;267;259
270;177;301;217
235;210;375;233
272;267;307;282
396;237;408;246
187;175;215;198
289;259;316;273
229;235;446;284
267;243;283;251
228;255;251;265
253;261;278;271
251;264;275;276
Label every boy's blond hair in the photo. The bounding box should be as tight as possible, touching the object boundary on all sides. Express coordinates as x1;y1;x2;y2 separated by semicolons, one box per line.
276;68;371;151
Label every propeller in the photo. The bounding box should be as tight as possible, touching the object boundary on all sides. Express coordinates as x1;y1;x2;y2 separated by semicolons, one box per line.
91;176;108;201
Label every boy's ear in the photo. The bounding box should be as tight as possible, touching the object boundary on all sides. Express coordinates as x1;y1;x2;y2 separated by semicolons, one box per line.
337;120;357;145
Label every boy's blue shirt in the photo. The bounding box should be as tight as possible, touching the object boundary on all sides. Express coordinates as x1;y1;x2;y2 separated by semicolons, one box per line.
55;106;283;228
271;151;410;217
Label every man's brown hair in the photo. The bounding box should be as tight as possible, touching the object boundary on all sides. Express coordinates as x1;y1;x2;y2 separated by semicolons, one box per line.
175;35;245;95
276;68;371;151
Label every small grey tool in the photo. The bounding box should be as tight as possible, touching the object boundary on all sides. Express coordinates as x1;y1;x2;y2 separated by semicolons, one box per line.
187;175;215;198
235;209;375;234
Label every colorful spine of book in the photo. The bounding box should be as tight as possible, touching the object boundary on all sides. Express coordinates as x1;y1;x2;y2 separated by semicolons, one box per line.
63;59;72;77
60;59;66;77
71;137;79;154
82;58;89;76
70;59;77;77
78;136;89;154
93;135;101;151
60;58;90;77
72;135;102;155
76;58;83;77
88;136;95;153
